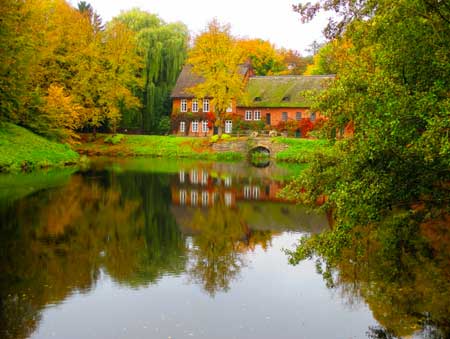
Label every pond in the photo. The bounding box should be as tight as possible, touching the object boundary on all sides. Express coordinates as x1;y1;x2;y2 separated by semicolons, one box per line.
0;158;448;339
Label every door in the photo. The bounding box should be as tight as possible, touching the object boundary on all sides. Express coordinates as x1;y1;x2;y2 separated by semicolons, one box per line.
266;113;271;125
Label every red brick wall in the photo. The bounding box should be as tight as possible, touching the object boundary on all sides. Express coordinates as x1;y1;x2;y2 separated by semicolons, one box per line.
235;107;320;126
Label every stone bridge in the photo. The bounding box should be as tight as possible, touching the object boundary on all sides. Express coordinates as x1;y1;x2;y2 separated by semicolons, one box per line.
211;137;288;158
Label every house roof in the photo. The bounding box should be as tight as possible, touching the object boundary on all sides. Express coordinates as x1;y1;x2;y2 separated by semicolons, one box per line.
239;75;335;108
170;63;252;98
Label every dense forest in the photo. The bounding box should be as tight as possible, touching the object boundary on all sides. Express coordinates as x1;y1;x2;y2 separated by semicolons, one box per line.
0;0;313;142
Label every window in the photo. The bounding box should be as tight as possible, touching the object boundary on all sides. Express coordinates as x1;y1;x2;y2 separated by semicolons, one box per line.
191;120;199;132
252;186;260;199
282;96;290;102
310;112;316;122
254;96;262;102
202;191;209;206
192;99;198;112
296;112;302;121
225;192;232;207
201;171;208;185
190;169;198;184
191;190;198;206
254;110;261;120
181;99;187;112
179;189;186;205
180;121;186;133
203;99;210;112
225;120;232;133
179;170;185;183
244;186;251;199
282;112;288;121
202;120;209;133
245;110;252;120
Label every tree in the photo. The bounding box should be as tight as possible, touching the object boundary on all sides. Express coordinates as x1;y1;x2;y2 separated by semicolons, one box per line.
238;38;286;75
113;9;189;133
188;19;246;136
286;0;450;269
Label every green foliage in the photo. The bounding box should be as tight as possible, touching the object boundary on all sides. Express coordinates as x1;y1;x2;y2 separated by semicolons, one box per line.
0;123;79;172
114;9;188;133
104;134;125;145
275;138;331;163
286;0;450;272
157;116;171;135
77;134;243;161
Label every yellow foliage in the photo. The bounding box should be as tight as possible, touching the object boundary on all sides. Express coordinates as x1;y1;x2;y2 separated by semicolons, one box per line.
43;84;82;143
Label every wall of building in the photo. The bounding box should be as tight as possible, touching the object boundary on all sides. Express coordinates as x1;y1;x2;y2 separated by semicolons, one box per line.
235;107;321;126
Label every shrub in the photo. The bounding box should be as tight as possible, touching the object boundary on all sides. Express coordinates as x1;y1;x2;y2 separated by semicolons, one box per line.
104;134;125;145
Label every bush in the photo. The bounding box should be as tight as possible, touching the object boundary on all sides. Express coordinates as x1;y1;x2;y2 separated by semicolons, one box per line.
104;134;125;145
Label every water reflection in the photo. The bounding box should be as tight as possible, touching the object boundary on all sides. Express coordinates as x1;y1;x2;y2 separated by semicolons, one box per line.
1;159;447;338
303;217;450;339
0;159;327;339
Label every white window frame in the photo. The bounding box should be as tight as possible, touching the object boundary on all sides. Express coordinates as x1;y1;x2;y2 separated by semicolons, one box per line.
191;190;198;206
225;120;232;134
245;110;252;121
252;186;260;199
254;110;261;120
225;192;232;207
179;189;187;205
296;112;302;121
190;169;198;184
282;112;288;122
179;121;186;133
179;170;185;183
191;120;199;133
203;99;210;112
202;191;209;206
192;99;198;112
202;120;209;133
244;186;251;199
181;99;187;113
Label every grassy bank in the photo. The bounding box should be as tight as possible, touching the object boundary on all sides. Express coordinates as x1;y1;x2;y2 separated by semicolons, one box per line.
274;138;331;163
0;123;80;172
76;134;331;164
76;134;243;161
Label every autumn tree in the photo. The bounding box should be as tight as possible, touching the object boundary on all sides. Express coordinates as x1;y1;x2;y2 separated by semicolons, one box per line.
278;48;313;75
238;38;286;75
188;19;247;136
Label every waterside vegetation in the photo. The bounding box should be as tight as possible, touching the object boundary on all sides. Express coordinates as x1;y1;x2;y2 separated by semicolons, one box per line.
0;123;79;172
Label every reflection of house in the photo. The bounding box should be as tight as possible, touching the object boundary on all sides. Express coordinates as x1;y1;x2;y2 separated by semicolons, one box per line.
171;168;286;208
170;63;334;136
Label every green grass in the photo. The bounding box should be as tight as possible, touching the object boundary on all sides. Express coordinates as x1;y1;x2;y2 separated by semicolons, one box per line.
0;167;76;202
273;137;332;163
0;123;80;172
77;133;332;164
77;134;244;161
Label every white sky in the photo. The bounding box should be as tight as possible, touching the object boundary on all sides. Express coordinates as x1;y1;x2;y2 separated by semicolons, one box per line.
68;0;328;54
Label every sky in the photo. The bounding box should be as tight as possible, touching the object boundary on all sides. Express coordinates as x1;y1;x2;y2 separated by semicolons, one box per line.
68;0;328;54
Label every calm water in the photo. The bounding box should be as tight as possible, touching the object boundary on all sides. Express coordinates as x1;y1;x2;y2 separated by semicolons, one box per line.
0;158;448;339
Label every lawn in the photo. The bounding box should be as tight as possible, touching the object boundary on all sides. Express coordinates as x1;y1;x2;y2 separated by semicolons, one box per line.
273;137;332;163
0;123;80;172
76;134;243;161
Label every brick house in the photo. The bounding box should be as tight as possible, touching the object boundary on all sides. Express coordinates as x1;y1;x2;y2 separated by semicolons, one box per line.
170;63;334;136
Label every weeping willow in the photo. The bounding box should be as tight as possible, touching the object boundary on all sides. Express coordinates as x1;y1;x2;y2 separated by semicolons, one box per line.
114;10;188;133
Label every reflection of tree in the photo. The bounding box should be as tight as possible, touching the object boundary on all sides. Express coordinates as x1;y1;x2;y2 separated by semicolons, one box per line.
0;171;186;339
295;213;450;339
187;202;273;296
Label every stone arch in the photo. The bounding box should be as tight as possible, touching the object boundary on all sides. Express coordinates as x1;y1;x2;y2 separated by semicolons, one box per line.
249;145;271;156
